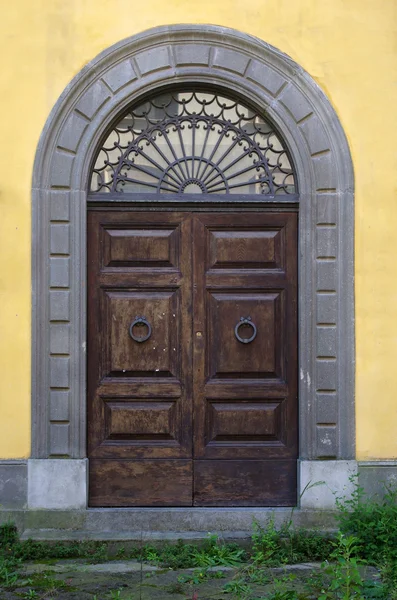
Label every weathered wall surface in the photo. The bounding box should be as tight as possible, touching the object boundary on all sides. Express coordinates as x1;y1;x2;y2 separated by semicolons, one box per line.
0;0;396;459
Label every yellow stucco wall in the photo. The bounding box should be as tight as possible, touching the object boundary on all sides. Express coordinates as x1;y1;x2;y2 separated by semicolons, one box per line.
0;0;396;459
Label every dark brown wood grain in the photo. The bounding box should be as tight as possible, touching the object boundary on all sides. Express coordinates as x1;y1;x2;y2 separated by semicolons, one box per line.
192;213;298;467
87;211;193;467
193;460;297;506
89;459;193;507
87;210;297;507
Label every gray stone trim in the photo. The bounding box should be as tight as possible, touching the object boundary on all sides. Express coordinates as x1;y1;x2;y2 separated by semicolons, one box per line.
358;461;397;498
3;507;338;538
32;24;355;461
0;461;27;509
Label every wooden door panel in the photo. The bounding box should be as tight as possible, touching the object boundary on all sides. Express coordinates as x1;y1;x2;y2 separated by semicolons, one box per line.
207;291;284;379
193;460;297;507
90;397;183;458
101;224;180;271
202;397;289;459
96;217;183;289
207;227;284;271
206;400;286;443
100;289;181;379
205;382;288;398
103;399;178;441
97;380;182;398
89;459;193;507
89;397;185;459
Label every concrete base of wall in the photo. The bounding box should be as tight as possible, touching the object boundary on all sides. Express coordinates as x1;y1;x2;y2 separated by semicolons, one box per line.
299;460;358;508
0;459;395;539
28;459;87;509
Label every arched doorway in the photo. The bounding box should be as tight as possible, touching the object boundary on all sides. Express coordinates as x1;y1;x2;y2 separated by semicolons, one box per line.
87;88;298;506
31;25;354;512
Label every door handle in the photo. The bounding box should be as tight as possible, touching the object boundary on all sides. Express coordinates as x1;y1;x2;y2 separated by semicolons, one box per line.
129;316;152;343
234;316;257;344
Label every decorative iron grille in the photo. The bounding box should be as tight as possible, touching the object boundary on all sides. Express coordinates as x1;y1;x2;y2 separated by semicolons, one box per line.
90;90;296;195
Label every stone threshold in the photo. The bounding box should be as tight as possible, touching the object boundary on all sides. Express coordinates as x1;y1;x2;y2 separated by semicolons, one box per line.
0;508;338;540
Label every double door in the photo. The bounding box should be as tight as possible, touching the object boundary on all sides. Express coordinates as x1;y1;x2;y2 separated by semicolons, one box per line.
87;210;297;506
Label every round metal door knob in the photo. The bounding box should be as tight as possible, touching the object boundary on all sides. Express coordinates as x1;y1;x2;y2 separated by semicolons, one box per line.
234;316;257;344
129;316;152;343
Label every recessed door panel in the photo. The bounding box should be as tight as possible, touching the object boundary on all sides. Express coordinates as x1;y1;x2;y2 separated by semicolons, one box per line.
101;289;180;379
206;400;286;444
207;228;284;271
207;291;283;379
104;400;178;441
101;226;180;270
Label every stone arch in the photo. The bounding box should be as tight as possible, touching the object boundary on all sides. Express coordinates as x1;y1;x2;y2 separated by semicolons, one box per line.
31;26;354;488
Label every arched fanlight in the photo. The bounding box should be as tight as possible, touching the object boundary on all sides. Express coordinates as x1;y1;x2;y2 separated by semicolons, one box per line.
90;89;296;195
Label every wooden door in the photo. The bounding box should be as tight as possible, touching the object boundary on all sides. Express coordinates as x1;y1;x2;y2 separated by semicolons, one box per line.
87;211;193;506
192;213;298;506
87;210;297;507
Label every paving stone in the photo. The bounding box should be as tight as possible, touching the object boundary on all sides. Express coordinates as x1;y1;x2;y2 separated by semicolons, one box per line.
3;560;382;600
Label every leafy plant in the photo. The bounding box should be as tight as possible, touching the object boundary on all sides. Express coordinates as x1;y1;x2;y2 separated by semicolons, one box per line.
140;534;246;569
267;590;300;600
178;568;209;585
223;577;252;598
177;566;226;585
318;533;365;599
89;542;108;563
243;564;269;585
256;572;301;600
0;522;18;547
115;545;126;559
190;534;246;567
380;557;397;599
0;522;22;587
336;476;397;564
285;529;334;564
0;557;20;586
22;591;39;599
142;547;161;563
251;516;286;566
250;516;334;569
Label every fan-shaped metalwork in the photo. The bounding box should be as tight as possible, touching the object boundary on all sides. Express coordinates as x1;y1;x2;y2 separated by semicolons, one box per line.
90;90;296;195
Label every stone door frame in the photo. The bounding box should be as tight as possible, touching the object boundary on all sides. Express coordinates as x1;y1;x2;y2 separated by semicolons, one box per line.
31;25;355;509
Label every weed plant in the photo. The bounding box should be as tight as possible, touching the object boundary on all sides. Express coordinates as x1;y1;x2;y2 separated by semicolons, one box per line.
336;477;397;563
317;533;366;599
138;534;247;569
0;522;22;586
251;516;334;566
336;477;397;597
